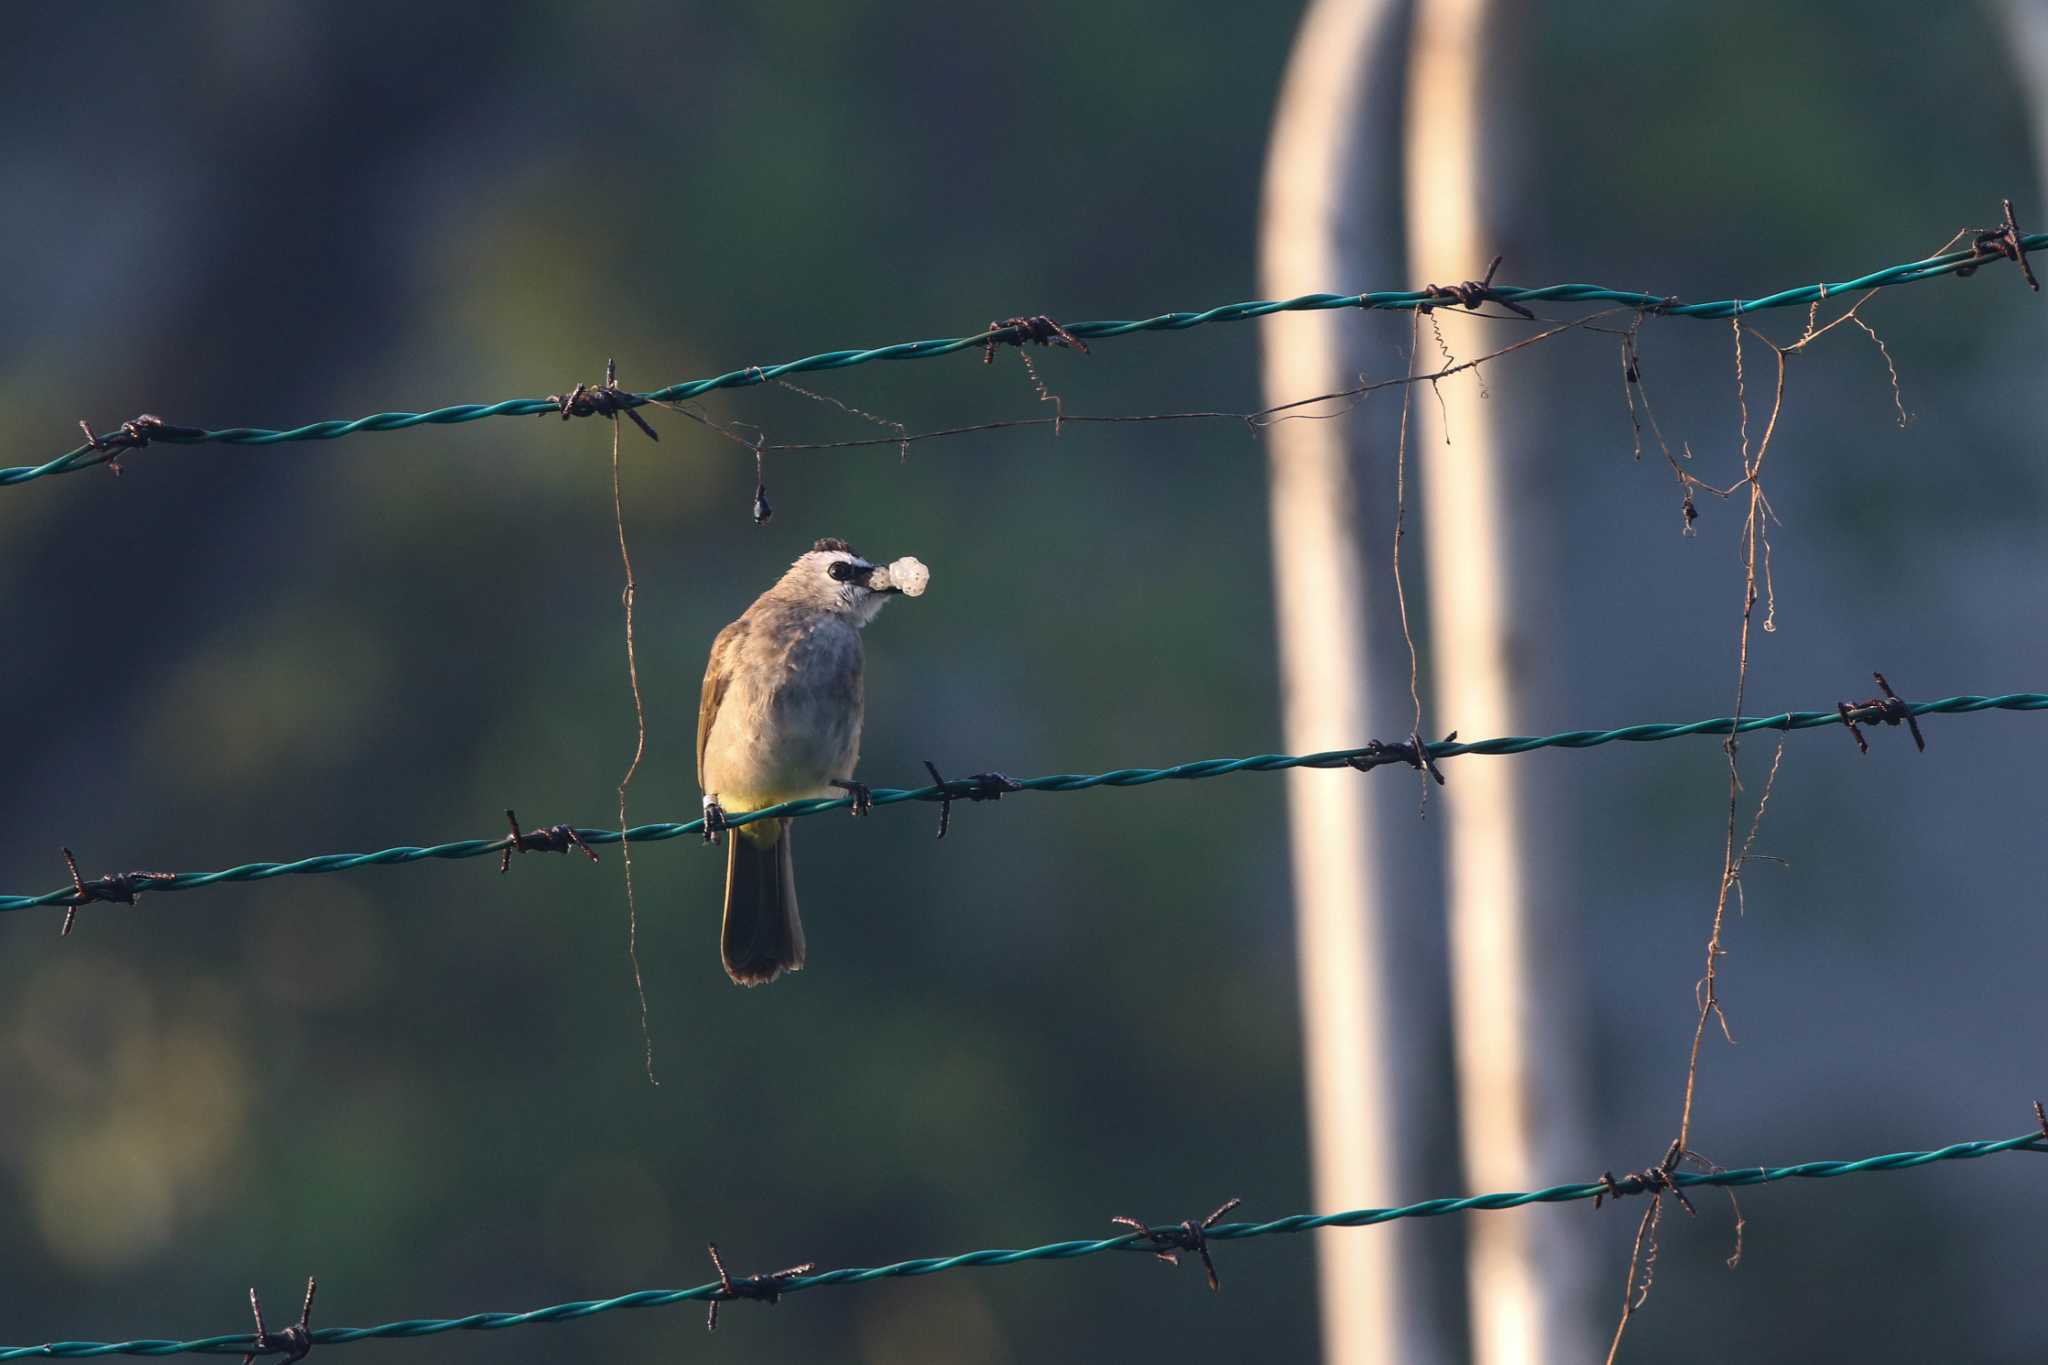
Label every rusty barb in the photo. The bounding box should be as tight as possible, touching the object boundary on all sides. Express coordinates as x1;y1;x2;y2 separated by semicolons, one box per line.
1955;199;2039;292
548;358;659;441
1345;731;1453;786
921;760;1024;840
75;414;202;475
982;314;1090;363
497;809;599;873
1836;671;1926;755
241;1277;317;1365
57;847;175;937
1594;1140;1697;1219
703;1243;813;1332
1418;255;1536;320
1111;1197;1243;1293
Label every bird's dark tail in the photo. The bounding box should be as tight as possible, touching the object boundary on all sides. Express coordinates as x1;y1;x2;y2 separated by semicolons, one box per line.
721;817;804;986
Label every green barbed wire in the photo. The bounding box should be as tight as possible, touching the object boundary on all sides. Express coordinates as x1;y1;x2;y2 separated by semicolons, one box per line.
5;692;2040;917
5;228;2041;487
7;1128;2044;1358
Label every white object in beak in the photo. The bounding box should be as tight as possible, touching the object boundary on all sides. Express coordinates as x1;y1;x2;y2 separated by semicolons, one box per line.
873;556;929;596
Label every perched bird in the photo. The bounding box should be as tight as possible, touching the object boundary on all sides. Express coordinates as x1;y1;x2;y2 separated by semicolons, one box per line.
696;538;927;985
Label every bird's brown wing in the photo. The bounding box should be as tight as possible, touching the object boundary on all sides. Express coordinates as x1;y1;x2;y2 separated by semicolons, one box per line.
697;615;751;787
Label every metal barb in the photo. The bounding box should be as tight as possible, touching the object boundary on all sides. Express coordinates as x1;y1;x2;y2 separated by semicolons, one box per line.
241;1277;316;1365
1837;672;1925;755
57;847;175;936
703;1243;813;1332
1955;199;2040;291
1344;731;1453;785
75;413;196;475
548;358;660;441
1412;730;1451;786
1874;672;1926;751
982;314;1090;363
1110;1197;1242;1293
497;808;600;873
1836;700;1868;755
1418;255;1537;320
1593;1140;1696;1218
921;760;1024;840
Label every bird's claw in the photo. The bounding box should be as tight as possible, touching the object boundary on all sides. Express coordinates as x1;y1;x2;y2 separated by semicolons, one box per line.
830;779;874;816
701;796;730;845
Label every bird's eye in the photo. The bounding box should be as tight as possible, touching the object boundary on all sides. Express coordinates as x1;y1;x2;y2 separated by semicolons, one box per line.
827;561;855;582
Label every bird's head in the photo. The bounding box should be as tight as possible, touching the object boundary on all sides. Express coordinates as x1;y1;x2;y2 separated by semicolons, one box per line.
780;537;923;624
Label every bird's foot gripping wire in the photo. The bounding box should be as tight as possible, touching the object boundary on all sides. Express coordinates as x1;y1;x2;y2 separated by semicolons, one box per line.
701;795;731;846
829;779;874;816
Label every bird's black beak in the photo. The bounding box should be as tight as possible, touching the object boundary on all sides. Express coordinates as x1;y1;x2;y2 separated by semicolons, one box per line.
854;563;900;593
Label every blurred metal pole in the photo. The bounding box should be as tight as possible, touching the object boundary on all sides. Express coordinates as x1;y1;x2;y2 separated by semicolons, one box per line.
1403;2;1597;1361
1259;3;1451;1363
1999;2;2048;155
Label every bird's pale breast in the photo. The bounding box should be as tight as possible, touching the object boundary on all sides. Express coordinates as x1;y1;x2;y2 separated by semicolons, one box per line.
700;608;865;806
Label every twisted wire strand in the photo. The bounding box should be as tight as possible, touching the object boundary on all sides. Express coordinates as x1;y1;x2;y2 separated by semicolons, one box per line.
3;693;2040;915
8;1131;2044;1357
7;231;2042;486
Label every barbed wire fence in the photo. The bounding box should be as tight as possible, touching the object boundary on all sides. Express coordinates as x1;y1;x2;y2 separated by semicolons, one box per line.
3;692;2040;918
7;1122;2045;1358
5;217;2040;489
4;212;2043;1357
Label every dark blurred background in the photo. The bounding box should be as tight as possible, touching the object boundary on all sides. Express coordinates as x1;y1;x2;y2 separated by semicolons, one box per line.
2;2;2044;1361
